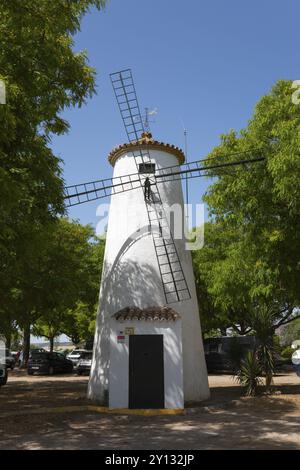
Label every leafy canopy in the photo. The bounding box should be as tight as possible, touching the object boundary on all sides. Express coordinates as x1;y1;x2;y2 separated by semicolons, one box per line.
0;0;106;350
194;81;300;335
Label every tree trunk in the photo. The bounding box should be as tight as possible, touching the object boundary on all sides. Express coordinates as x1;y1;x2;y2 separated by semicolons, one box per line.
5;333;11;350
50;336;54;353
265;373;274;393
22;323;31;368
71;333;81;346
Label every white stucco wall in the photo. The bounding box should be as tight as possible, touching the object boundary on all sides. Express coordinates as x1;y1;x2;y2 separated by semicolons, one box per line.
109;319;183;409
88;146;210;404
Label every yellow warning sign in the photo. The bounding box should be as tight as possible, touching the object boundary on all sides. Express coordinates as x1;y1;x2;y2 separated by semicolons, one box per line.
125;327;135;336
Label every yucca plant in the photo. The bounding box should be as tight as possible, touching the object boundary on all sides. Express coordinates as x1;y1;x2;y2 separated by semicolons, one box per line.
236;350;263;396
250;305;276;393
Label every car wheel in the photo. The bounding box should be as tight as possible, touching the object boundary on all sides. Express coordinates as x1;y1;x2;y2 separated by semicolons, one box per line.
27;370;33;375
48;366;54;375
0;372;8;386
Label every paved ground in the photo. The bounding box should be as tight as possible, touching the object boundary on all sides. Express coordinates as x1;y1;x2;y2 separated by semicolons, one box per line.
0;370;299;449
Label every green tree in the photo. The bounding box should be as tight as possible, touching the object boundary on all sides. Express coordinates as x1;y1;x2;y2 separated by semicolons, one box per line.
0;0;106;360
202;80;300;330
31;220;104;352
193;220;298;337
63;302;97;346
281;317;300;347
193;222;256;335
63;237;105;345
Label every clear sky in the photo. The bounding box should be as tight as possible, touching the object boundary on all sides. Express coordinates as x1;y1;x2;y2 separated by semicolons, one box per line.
50;0;300;230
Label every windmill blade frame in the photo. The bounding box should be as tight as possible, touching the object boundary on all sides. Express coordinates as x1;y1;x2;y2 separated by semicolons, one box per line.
110;68;191;303
110;69;145;142
64;154;265;207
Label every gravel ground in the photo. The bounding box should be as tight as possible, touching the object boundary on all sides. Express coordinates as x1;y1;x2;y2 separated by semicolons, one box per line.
0;370;299;450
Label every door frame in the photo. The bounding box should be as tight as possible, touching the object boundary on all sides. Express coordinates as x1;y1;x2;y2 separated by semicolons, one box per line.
128;334;165;409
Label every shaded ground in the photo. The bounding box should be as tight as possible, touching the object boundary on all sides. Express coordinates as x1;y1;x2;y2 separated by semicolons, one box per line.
0;370;299;449
0;370;88;413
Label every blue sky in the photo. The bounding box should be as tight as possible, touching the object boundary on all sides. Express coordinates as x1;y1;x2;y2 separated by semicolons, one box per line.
51;0;300;230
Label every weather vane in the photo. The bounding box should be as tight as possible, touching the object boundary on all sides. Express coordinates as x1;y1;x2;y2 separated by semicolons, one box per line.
142;107;158;132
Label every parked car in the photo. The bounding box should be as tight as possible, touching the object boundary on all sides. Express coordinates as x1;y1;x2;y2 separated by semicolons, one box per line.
204;336;289;372
5;349;16;370
28;352;73;375
76;351;93;375
204;336;260;372
29;348;47;357
66;349;87;368
0;363;7;386
273;352;291;368
10;351;19;362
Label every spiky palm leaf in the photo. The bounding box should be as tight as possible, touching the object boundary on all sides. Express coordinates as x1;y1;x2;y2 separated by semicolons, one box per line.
250;305;276;391
236;351;263;396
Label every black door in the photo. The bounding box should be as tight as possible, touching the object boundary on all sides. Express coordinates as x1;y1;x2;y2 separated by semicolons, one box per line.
129;335;164;409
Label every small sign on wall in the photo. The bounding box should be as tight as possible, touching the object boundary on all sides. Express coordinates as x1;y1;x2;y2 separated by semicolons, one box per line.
125;327;135;336
117;335;125;343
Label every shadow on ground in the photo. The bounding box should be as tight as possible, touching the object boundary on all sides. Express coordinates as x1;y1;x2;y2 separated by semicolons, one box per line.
0;396;299;450
0;375;89;413
1;372;299;449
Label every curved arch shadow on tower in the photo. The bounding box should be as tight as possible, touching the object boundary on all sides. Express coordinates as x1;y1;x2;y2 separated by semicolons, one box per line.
88;226;172;403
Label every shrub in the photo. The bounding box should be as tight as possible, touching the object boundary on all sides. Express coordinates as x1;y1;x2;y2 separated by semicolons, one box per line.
281;346;294;359
235;351;263;396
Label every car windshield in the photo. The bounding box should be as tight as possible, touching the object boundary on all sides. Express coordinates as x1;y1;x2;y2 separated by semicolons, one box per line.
70;350;85;356
81;352;92;360
54;353;65;359
30;353;50;360
31;349;46;354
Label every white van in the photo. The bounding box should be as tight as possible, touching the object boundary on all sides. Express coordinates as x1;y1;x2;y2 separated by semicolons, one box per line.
66;349;87;368
0;338;8;386
0;363;7;387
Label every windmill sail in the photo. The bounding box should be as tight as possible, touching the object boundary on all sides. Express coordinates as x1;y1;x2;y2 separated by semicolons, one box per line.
65;154;264;207
110;69;191;303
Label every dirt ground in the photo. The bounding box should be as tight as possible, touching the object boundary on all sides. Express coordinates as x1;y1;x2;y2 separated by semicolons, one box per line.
0;370;299;450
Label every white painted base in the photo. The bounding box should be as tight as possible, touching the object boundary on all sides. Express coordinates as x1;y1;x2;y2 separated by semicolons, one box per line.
88;147;210;405
109;319;183;409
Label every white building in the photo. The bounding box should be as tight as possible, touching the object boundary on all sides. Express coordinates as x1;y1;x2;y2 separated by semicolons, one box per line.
88;133;210;408
109;306;183;409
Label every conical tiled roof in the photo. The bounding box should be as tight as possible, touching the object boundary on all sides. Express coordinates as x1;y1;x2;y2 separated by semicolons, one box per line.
108;132;185;166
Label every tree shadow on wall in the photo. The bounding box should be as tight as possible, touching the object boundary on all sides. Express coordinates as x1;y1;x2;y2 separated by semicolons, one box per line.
89;228;169;403
101;226;166;310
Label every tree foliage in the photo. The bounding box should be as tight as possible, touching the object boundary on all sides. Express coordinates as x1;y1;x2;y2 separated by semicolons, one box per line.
31;219;104;351
195;81;300;336
281;318;300;347
0;1;106;353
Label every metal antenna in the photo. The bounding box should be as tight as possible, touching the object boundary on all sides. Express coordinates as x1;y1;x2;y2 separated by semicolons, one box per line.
143;107;158;132
184;128;188;202
181;122;189;228
144;107;150;132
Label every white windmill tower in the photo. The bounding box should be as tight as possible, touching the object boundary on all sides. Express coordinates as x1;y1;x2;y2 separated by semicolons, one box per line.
64;70;263;408
87;69;210;409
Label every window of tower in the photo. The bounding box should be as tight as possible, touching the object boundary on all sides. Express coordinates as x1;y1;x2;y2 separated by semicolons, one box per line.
138;163;156;174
